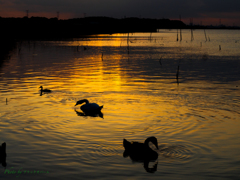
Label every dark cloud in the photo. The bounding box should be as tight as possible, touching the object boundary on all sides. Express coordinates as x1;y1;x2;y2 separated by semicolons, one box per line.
202;0;240;12
0;0;239;25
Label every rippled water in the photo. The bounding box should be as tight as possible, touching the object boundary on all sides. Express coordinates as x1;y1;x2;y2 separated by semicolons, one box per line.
0;29;240;179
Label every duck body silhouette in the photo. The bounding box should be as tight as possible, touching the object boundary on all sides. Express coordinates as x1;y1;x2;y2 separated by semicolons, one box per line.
123;136;158;161
39;86;52;93
75;99;103;114
74;109;104;118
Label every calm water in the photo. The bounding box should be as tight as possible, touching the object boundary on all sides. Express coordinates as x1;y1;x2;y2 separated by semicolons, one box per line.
0;29;240;179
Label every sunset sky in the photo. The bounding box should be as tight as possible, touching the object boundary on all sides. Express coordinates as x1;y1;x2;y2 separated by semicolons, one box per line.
0;0;239;26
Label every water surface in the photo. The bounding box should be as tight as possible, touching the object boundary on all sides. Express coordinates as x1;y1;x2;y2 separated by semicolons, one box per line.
0;29;240;179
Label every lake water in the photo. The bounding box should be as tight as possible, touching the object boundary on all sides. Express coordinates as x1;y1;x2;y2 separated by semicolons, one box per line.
0;29;240;179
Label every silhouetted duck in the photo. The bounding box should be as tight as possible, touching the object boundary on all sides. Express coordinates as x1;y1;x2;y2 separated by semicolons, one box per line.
0;142;7;167
75;99;103;114
39;86;52;93
123;136;159;161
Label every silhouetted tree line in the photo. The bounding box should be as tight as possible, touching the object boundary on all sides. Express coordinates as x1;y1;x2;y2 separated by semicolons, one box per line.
1;16;239;40
0;16;186;39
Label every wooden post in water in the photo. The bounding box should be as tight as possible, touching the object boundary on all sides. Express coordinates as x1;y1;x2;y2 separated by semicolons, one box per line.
127;44;130;61
191;29;194;41
179;15;182;41
190;18;194;41
159;56;162;66
149;32;152;42
176;65;180;83
180;29;182;42
177;29;179;41
204;29;207;41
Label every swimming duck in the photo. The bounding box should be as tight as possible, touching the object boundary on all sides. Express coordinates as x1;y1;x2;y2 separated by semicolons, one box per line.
75;99;103;114
123;136;159;161
0;142;7;167
39;86;52;93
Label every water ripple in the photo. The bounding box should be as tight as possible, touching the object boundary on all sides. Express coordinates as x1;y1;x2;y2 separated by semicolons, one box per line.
90;144;120;157
158;141;211;165
158;144;194;161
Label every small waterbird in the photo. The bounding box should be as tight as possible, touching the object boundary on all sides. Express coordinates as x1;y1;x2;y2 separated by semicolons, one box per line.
39;86;52;93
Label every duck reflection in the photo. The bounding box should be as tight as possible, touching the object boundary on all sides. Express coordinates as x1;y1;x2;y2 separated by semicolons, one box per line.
0;142;7;168
74;109;104;118
123;137;158;173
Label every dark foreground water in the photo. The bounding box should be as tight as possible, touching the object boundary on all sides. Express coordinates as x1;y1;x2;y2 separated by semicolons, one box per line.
0;29;240;179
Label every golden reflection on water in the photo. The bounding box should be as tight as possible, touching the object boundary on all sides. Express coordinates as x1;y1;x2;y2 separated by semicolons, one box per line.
60;34;126;47
0;30;240;179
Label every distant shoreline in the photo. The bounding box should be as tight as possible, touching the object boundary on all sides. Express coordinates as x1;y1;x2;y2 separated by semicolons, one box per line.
1;16;239;40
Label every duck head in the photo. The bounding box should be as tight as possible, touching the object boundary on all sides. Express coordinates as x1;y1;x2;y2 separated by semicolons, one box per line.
75;99;89;106
145;136;159;150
